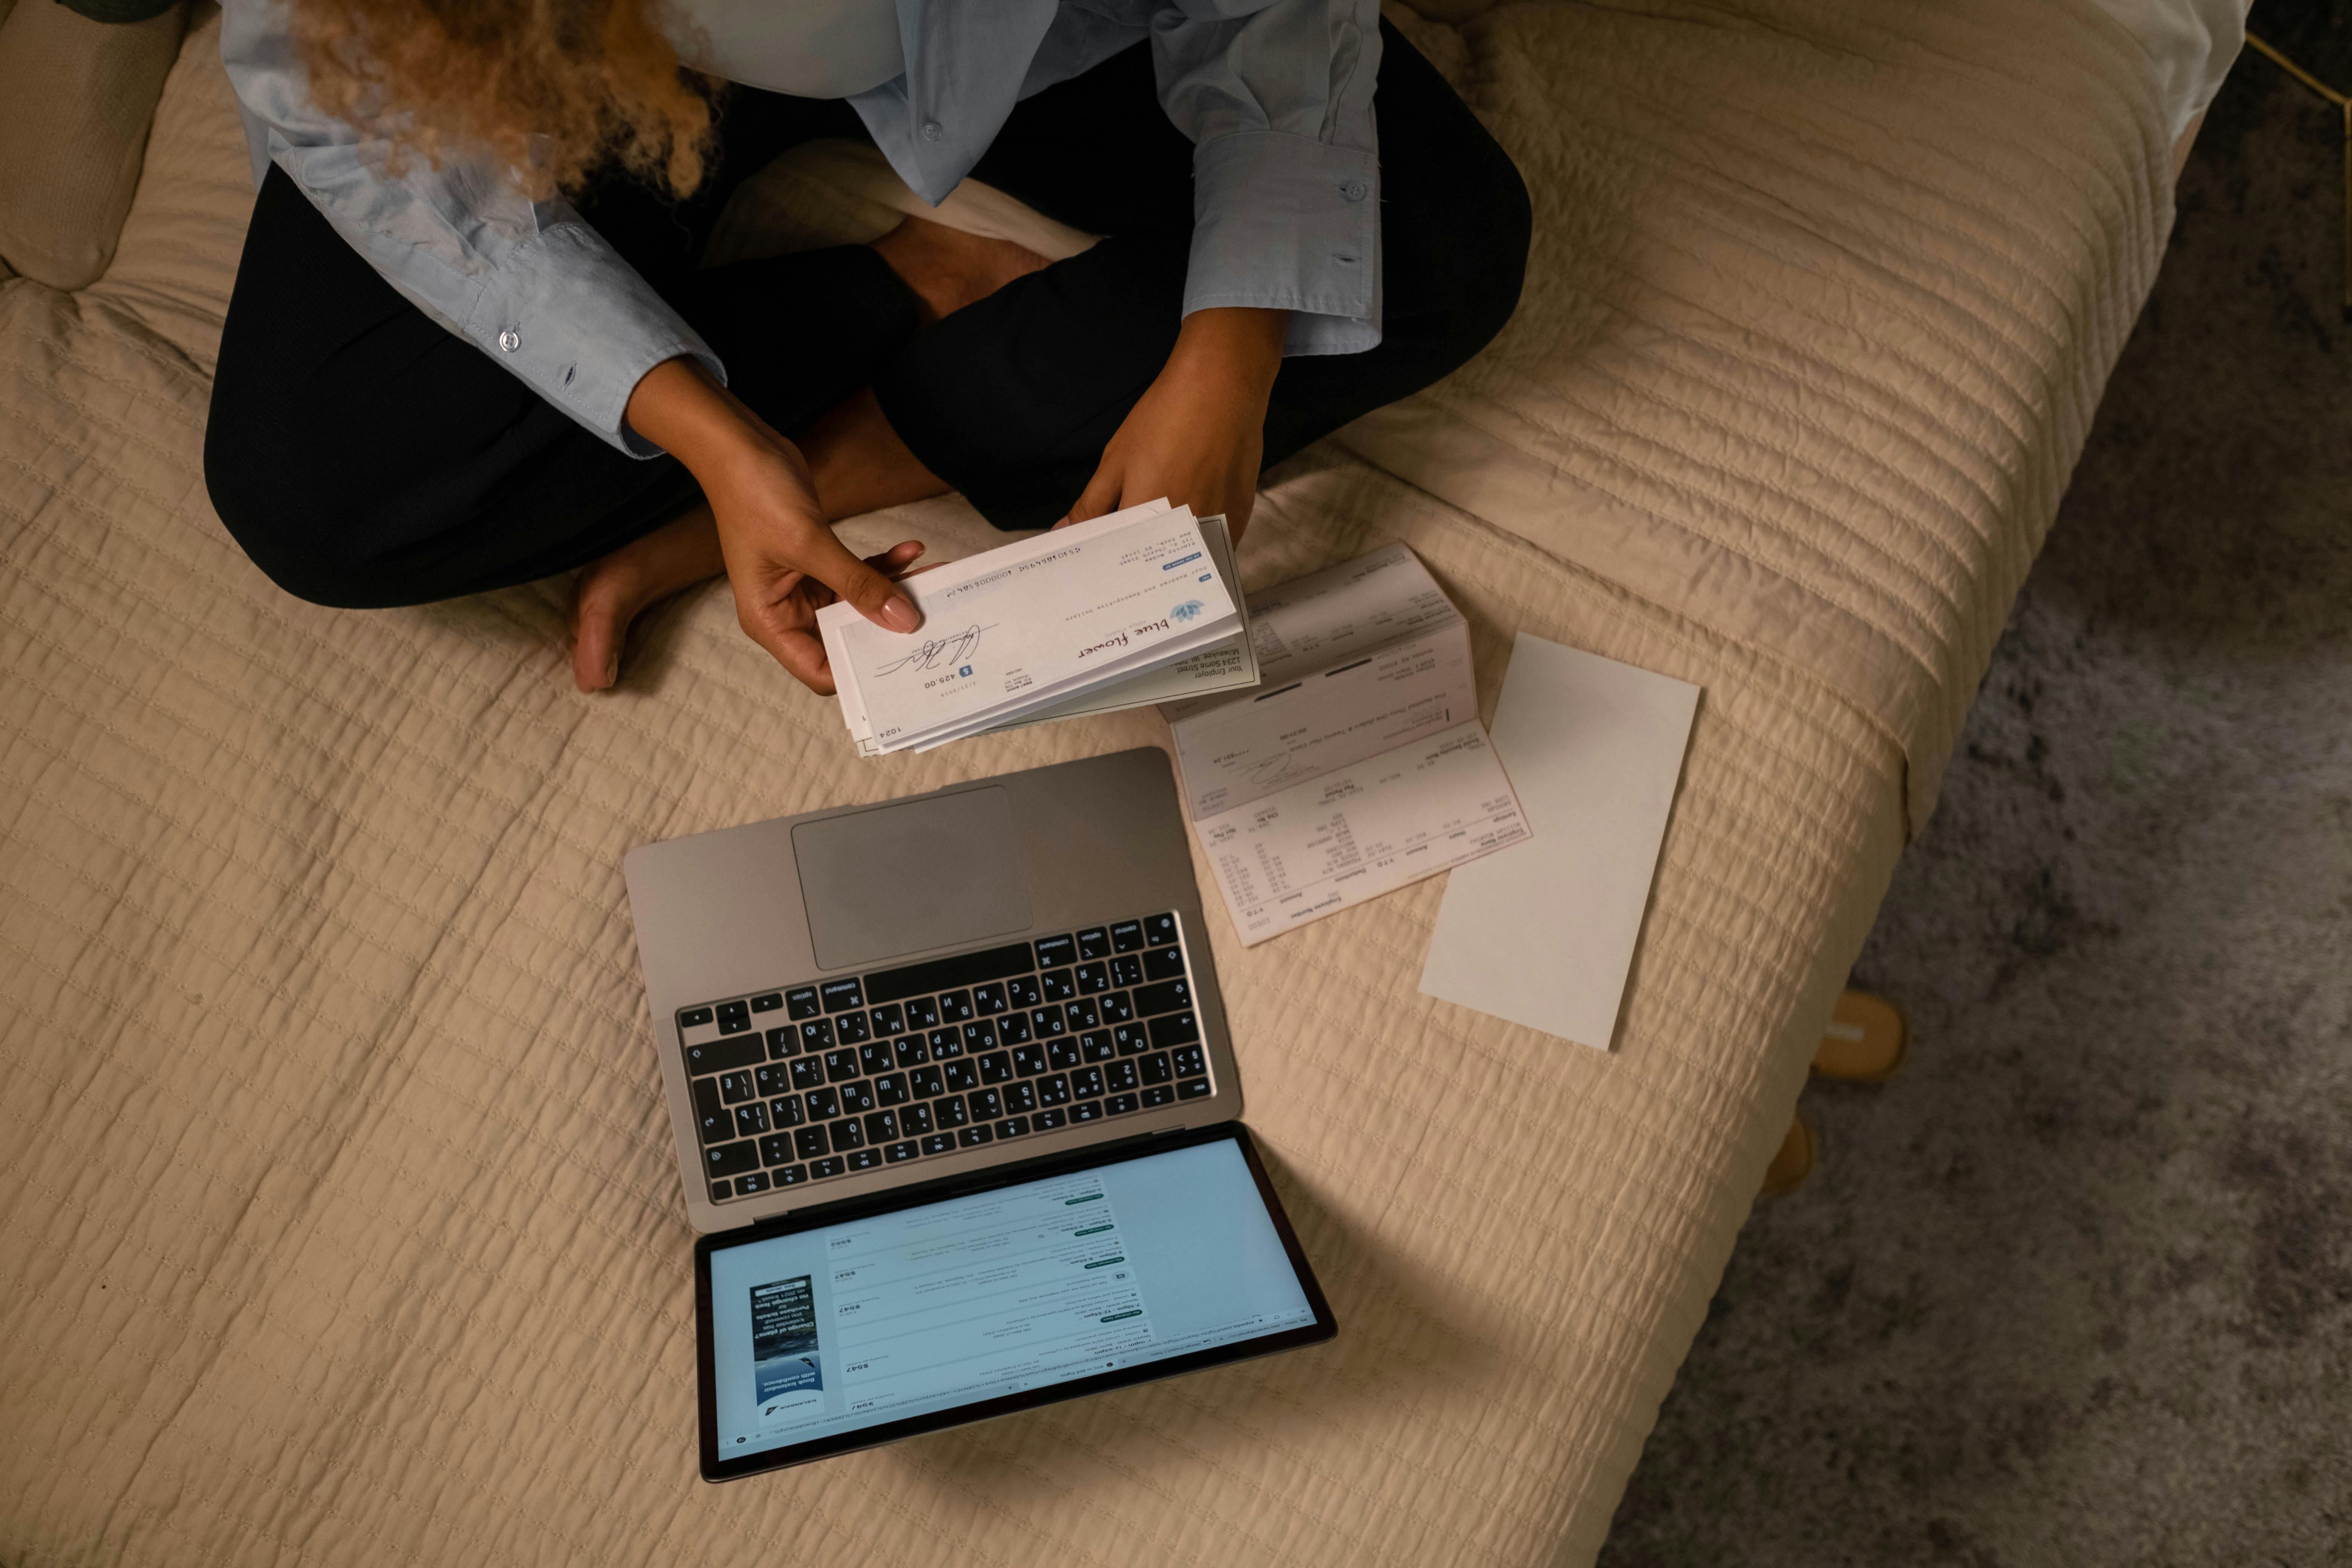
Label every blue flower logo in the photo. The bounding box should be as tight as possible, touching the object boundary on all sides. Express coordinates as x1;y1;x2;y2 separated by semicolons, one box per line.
1171;599;1205;624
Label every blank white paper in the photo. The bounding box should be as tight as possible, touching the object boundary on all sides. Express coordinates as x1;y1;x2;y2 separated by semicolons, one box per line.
1418;633;1699;1051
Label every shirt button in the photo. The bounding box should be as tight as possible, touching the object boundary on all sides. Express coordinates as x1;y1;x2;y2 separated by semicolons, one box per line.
1340;179;1367;202
497;328;521;353
920;119;943;142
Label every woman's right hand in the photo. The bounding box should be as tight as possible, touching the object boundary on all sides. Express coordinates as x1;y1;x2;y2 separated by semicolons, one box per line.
625;357;923;694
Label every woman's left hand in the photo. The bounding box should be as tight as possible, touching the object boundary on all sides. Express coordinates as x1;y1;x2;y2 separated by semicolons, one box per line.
1060;306;1288;540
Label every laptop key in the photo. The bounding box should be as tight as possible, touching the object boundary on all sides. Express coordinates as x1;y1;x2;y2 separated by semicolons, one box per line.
1080;1031;1115;1064
819;978;864;1014
995;1117;1030;1140
1142;946;1187;982
972;982;1008;1016
1076;926;1112;960
1012;1044;1049;1077
799;1017;834;1051
1007;975;1044;1009
709;1180;731;1201
1098;991;1135;1024
1139;1052;1173;1086
794;1125;829;1161
1030;1006;1066;1037
922;1133;958;1156
868;1003;905;1037
995;1010;1032;1045
1070;1066;1106;1099
1062;998;1097;1031
718;1070;756;1105
1171;1044;1207;1078
803;1086;841;1122
678;1007;715;1029
810;1156;846;1180
1005;1081;1038;1115
910;1065;946;1099
1143;913;1178;945
829;1117;865;1150
960;1020;996;1053
884;1139;920;1164
733;1102;769;1137
1176;1077;1213;1100
1133;978;1190;1016
864;1110;899;1144
766;1026;798;1059
1033;1107;1069;1130
767;1096;804;1128
1032;934;1076;969
977;1051;1014;1086
785;987;819;1020
859;1040;893;1076
1070;1099;1104;1124
1073;962;1109;996
937;989;975;1023
958;1125;994;1148
753;1063;789;1098
930;1027;965;1058
862;941;1035;1005
1112;1024;1149;1056
735;1169;771;1196
716;1000;751;1034
1047;1038;1083;1071
751;992;784;1015
692;1078;729;1145
1110;920;1145;953
844;1146;883;1172
839;1080;877;1115
789;1057;825;1092
1104;1092;1140;1116
1149;1012;1201;1049
773;1163;808;1186
1037;1073;1071;1107
833;1011;870;1044
706;1139;759;1178
1106;1060;1140;1093
873;1072;909;1106
941;1058;979;1093
1040;969;1077;1002
1109;955;1143;989
685;1036;764;1076
1140;1084;1175;1108
824;1048;862;1083
968;1088;1003;1121
933;1094;969;1128
900;1102;934;1136
893;1036;929;1069
903;996;940;1030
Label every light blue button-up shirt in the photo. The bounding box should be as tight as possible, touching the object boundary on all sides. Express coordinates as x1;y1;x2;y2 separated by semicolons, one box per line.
220;0;1383;457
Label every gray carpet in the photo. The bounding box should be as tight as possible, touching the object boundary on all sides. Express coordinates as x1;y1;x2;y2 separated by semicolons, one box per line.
1595;17;2352;1568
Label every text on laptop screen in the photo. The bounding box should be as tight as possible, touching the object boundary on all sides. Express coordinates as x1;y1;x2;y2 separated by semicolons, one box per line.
707;1136;1317;1457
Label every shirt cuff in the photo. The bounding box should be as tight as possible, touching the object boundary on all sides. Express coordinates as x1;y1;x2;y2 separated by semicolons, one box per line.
1186;131;1381;357
460;222;727;457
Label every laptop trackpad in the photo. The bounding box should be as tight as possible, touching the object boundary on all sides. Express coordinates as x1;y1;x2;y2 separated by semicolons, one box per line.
792;786;1034;971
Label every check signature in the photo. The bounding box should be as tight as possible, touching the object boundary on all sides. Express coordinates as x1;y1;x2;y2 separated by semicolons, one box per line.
876;624;988;677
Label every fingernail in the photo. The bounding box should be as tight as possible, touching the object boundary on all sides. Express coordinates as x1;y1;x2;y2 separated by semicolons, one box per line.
604;654;619;687
881;596;920;632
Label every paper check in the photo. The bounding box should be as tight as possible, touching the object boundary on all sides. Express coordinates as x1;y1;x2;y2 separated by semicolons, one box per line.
819;500;1240;754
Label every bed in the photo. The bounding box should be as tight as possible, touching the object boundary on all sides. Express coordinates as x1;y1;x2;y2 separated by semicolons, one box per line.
0;0;2187;1562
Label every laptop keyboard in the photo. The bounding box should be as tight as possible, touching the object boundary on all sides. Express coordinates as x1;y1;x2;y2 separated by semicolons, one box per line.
676;913;1213;1205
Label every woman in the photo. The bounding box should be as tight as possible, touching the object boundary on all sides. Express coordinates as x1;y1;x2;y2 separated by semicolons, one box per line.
207;0;1529;694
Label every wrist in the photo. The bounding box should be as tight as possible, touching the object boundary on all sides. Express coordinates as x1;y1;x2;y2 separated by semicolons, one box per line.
624;355;776;474
1173;306;1287;394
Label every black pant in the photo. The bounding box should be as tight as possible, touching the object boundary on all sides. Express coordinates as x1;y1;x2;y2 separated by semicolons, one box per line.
204;23;1530;609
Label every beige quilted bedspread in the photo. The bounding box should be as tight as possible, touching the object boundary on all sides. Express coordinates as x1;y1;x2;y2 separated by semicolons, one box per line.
0;2;2170;1564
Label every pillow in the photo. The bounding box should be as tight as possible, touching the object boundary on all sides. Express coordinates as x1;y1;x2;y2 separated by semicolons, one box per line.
0;0;190;291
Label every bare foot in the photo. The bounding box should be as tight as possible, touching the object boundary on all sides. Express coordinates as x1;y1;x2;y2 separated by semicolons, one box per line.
571;503;726;692
870;216;1050;324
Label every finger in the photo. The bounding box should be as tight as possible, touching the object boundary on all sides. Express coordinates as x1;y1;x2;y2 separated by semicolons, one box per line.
1064;458;1123;528
863;540;925;577
795;524;923;633
738;607;837;695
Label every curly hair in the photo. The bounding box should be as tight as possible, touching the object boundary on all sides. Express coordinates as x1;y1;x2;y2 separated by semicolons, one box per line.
288;0;719;199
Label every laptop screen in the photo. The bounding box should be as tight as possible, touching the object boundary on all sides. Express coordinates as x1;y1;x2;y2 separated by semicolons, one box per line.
699;1128;1330;1476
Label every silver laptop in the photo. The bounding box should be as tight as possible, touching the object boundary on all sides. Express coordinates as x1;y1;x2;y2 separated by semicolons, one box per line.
624;747;1334;1478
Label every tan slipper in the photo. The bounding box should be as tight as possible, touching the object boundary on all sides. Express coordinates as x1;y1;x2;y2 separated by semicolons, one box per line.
1812;989;1908;1084
1758;1109;1818;1199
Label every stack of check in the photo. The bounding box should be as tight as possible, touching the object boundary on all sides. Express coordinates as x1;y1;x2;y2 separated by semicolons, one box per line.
816;499;1257;755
